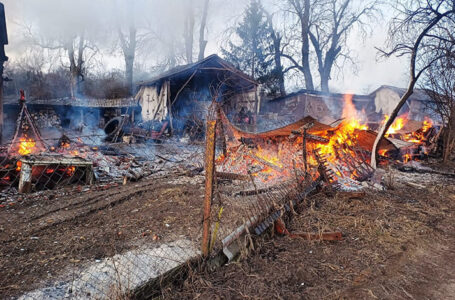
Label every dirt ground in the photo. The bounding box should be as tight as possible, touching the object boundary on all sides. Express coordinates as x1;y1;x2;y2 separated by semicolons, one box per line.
164;169;455;300
0;171;207;299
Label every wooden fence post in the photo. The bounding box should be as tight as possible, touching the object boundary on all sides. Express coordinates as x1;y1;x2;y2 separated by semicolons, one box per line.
202;116;217;257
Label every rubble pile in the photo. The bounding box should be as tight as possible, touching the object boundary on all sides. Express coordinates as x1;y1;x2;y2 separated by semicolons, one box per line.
30;110;62;129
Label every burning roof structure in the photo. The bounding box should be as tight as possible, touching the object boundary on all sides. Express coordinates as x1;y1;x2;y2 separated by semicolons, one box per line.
214;93;439;190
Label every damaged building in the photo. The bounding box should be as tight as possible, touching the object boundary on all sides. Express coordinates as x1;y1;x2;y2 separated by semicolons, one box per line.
135;54;259;135
370;85;437;122
2;96;139;141
260;89;377;126
260;85;437;127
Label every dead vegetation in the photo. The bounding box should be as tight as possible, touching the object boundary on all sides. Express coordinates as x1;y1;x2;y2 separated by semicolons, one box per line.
163;172;455;299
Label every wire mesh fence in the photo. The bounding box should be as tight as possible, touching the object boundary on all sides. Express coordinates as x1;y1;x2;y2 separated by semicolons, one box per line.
0;102;347;299
0;131;208;299
202;104;319;261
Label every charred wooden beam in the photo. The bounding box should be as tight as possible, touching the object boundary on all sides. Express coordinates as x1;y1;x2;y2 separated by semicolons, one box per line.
291;131;329;143
303;128;308;174
234;185;277;196
247;151;283;172
216;171;249;181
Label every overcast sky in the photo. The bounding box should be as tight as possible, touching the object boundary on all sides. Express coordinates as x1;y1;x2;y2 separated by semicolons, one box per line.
1;0;409;95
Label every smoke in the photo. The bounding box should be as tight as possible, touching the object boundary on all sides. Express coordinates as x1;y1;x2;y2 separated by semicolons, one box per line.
2;0;407;94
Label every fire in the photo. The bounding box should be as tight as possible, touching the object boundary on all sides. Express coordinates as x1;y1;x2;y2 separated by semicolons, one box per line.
16;161;22;171
255;145;283;168
66;166;76;176
402;117;434;145
18;136;37;156
422;118;433;133
384;114;407;136
317;94;368;164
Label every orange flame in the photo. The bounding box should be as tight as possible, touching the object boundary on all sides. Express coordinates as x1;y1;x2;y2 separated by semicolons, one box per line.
66;166;76;176
18;137;37;156
384;114;407;136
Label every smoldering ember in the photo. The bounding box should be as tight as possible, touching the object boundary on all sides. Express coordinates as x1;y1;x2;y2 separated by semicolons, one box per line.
1;1;455;299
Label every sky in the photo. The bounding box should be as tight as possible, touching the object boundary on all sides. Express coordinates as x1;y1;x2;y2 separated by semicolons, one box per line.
1;0;409;95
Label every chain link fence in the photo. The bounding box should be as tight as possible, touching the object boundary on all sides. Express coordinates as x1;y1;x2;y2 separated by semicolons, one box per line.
0;131;208;299
0;103;362;299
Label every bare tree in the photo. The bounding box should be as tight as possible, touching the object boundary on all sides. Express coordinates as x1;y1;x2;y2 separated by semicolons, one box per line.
371;0;455;168
309;0;379;92
117;5;137;96
184;0;195;64
424;58;455;162
198;0;210;61
282;0;314;90
263;9;286;96
22;21;97;98
64;34;87;98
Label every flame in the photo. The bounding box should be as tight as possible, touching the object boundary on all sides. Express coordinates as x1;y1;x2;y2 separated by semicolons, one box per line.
60;142;70;149
402;117;434;145
66;166;76;176
378;149;388;156
317;94;368;165
383;114;408;136
217;94;373;184
403;153;412;163
18;136;37;156
255;145;283;168
16;161;22;171
422;118;432;132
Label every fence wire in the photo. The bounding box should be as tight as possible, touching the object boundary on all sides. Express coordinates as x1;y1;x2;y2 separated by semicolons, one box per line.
0;105;339;299
0;131;207;299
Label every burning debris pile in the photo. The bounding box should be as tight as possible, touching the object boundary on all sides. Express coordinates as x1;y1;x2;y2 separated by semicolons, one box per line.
0;97;160;195
215;95;440;191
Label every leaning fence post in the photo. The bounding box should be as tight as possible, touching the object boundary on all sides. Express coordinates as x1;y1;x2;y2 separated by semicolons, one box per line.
202;106;217;257
18;162;32;194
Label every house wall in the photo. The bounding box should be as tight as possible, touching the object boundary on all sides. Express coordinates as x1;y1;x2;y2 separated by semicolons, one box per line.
374;88;409;116
262;93;334;124
224;89;257;118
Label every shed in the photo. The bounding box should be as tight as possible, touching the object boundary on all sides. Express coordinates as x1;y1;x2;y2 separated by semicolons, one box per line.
135;54;259;133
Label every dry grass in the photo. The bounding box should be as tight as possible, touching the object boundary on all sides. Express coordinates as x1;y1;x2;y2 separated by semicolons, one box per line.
162;173;455;299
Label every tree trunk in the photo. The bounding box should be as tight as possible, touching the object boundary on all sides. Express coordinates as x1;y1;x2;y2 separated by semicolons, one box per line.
300;0;314;90
76;35;84;96
320;71;330;93
67;40;77;98
272;32;285;96
370;82;416;168
198;0;209;61
125;26;136;95
125;55;134;95
184;1;195;64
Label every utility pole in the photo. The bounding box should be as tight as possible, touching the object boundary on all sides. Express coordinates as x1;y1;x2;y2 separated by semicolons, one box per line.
0;2;8;144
